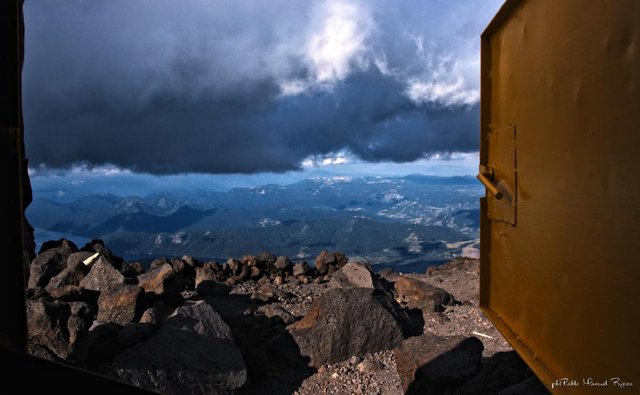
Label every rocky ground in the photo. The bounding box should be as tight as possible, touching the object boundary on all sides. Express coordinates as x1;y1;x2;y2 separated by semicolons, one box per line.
25;239;550;394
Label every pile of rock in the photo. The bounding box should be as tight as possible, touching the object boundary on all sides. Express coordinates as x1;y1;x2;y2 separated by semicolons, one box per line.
25;239;547;395
188;250;348;290
25;239;249;393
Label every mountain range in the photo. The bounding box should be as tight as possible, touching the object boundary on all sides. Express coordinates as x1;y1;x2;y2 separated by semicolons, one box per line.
27;174;483;271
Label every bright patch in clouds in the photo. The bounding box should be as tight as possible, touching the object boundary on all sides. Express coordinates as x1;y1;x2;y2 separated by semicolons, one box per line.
280;0;372;95
306;0;371;83
405;77;478;107
279;0;479;107
302;151;352;168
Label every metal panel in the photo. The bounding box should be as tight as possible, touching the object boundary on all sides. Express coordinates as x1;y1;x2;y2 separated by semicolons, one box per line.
480;0;640;392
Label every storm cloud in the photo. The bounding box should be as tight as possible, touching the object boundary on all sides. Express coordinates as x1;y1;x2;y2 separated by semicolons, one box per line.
23;0;502;174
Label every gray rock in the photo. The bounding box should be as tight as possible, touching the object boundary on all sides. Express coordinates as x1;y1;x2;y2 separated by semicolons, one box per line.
80;239;124;271
292;261;309;277
46;259;89;294
254;251;276;268
328;261;379;289
394;334;483;394
357;358;385;373
66;251;95;268
274;256;291;271
394;276;455;312
172;258;196;291
150;257;171;270
139;307;162;325
27;298;72;360
26;298;92;361
80;256;125;291
38;238;78;255
137;263;183;306
28;242;76;288
195;267;230;295
97;285;145;325
314;250;334;274
287;288;409;367
101;301;247;394
377;267;400;282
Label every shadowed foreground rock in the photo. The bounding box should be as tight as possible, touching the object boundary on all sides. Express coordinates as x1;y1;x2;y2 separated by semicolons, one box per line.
456;351;542;394
287;288;410;367
395;334;483;394
101;301;247;395
26;298;92;361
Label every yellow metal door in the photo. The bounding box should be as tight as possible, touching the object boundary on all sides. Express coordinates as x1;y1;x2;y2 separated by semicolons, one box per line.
480;0;640;392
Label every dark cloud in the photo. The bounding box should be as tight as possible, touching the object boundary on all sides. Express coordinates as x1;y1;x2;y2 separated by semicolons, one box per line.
23;0;500;174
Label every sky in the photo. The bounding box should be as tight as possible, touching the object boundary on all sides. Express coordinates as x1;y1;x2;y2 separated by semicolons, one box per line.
23;0;504;196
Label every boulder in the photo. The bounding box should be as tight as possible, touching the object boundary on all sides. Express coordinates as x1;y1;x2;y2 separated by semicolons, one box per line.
255;251;276;269
47;285;97;303
195;267;230;295
67;250;96;267
274;256;291;271
45;259;89;294
287;288;409;367
249;266;262;279
101;301;247;394
26;298;92;361
328;261;378;289
377;267;400;282
226;258;241;275
394;334;483;394
172;258;196;291
38;238;78;255
28;242;76;288
203;261;221;271
394;276;455;312
27;299;70;359
66;302;94;353
137;263;183;306
79;256;125;291
97;285;145;325
139;307;162;325
314;251;348;275
122;262;145;278
80;239;124;271
181;255;199;268
236;264;250;282
150;257;171;270
292;261;309;277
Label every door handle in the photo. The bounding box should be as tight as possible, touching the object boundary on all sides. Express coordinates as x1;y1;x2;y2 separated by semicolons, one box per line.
477;173;504;200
